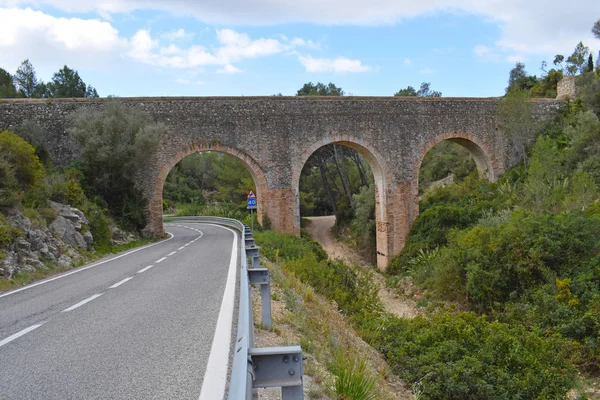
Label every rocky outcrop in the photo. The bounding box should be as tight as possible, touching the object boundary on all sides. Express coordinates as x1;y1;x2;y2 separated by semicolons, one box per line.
48;201;94;251
0;202;93;279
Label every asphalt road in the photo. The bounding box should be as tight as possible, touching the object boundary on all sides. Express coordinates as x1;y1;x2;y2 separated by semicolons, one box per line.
0;222;238;400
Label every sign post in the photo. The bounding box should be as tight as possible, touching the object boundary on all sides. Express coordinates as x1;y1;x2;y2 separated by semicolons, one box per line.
246;189;257;231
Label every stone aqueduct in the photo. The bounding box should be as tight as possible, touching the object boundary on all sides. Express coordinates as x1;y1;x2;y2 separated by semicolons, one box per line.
0;97;561;268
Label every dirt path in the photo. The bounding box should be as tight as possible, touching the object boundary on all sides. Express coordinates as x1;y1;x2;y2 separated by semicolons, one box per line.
305;216;418;319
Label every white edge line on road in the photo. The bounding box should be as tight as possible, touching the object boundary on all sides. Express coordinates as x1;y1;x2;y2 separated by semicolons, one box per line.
0;233;175;299
155;257;167;263
168;251;177;256
62;293;103;312
109;277;134;289
0;322;46;348
198;224;238;400
137;265;154;274
178;246;185;250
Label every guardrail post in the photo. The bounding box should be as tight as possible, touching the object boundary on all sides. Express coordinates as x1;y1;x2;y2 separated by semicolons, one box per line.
246;245;261;269
250;346;303;400
248;268;272;329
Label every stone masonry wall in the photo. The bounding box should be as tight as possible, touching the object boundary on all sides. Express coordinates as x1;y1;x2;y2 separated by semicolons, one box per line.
0;97;563;268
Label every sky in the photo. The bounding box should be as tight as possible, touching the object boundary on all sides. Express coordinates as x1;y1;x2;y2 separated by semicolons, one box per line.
1;1;599;97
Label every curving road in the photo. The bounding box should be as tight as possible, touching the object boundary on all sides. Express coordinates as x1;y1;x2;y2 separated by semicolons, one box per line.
0;223;239;400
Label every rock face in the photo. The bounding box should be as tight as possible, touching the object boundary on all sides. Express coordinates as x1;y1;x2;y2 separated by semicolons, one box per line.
0;202;93;279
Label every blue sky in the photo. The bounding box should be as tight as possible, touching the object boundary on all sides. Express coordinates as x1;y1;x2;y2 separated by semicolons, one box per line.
1;1;599;97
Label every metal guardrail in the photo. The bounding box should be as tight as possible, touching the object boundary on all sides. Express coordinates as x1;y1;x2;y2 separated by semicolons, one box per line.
165;216;304;399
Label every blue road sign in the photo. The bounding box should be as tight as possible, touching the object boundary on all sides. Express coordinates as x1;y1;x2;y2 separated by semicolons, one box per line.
247;190;257;209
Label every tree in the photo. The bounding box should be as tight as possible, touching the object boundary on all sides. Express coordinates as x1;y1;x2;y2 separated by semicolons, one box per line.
0;68;18;98
69;101;164;229
47;65;99;98
394;82;441;97
394;86;417;96
584;54;594;74
296;82;344;96
565;42;589;75
497;89;535;166
416;82;442;97
592;19;600;39
507;62;538;93
553;55;565;70
14;59;42;98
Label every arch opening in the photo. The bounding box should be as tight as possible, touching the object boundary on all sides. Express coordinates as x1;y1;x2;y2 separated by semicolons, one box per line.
415;134;498;198
294;139;389;268
149;143;269;234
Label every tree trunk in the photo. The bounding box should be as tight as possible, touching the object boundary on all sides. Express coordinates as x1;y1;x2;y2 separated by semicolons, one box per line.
332;145;353;205
317;156;337;216
351;152;368;186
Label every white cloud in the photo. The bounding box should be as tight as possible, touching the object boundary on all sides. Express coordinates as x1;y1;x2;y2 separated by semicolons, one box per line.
162;28;194;41
419;67;434;75
0;7;127;72
3;0;599;60
0;7;329;75
298;55;372;73
127;27;318;71
217;64;242;74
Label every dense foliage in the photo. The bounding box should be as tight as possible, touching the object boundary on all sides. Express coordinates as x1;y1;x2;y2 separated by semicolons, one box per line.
255;230;577;399
69;101;164;230
163;151;254;211
0;129;113;250
389;71;600;387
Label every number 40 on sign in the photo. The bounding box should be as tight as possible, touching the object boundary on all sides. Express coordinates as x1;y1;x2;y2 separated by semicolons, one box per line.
246;190;257;209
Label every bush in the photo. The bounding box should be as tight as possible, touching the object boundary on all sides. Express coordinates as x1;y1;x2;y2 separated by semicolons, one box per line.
0;130;44;189
255;230;328;262
374;311;576;400
69;101;164;230
0;214;22;246
86;202;112;250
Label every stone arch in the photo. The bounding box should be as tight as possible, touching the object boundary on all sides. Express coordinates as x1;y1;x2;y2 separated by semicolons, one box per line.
408;132;503;231
146;142;269;236
414;132;501;185
292;135;393;269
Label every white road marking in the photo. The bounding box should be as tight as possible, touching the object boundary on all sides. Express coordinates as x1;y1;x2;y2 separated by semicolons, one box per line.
62;294;103;312
0;233;174;299
137;265;154;274
198;225;238;400
0;323;46;348
168;251;177;256
178;246;185;250
109;277;134;289
155;257;167;264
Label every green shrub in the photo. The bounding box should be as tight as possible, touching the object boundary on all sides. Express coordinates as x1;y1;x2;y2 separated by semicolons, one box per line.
175;201;247;221
0;130;44;189
374;311;576;400
0;154;18;207
255;230;328;262
86;203;112;250
39;207;58;224
0;214;22;246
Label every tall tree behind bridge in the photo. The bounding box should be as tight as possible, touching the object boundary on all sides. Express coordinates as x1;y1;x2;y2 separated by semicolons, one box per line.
47;66;99;98
394;82;441;97
3;60;99;98
0;68;18;98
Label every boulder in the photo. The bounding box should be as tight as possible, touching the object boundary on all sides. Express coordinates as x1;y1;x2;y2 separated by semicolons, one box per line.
50;216;88;250
0;251;18;278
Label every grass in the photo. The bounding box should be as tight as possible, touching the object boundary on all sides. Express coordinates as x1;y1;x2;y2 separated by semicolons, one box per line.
254;256;405;400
